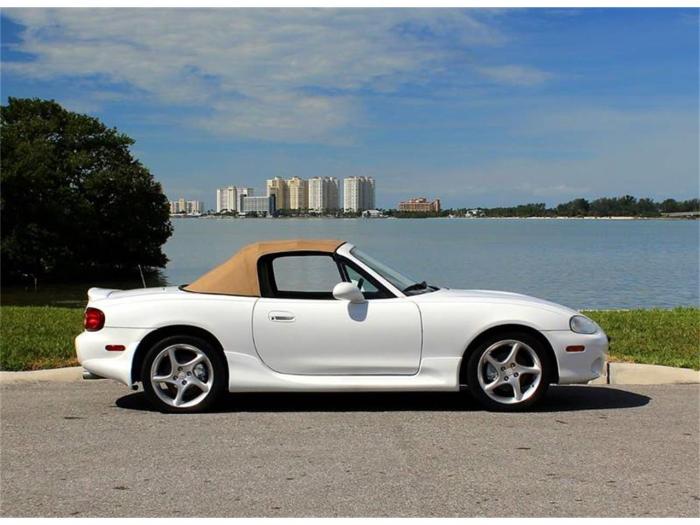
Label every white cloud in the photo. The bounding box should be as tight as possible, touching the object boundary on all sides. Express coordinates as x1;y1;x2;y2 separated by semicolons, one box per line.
476;64;552;86
2;8;535;143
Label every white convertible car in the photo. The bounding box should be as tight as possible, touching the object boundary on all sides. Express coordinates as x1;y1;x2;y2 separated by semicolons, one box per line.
76;239;608;412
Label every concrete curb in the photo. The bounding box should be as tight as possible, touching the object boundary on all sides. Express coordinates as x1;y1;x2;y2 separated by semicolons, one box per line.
0;366;87;385
1;362;699;386
588;362;700;385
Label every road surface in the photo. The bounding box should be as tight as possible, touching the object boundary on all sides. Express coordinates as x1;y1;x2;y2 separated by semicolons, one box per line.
1;381;698;517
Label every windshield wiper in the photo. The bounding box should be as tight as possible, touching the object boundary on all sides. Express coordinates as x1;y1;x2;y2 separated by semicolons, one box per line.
402;281;427;293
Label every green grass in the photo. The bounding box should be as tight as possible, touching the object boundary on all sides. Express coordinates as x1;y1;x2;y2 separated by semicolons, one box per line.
0;306;698;371
585;308;700;370
0;306;83;371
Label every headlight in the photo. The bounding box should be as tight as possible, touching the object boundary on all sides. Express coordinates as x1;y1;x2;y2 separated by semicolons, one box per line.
570;315;598;334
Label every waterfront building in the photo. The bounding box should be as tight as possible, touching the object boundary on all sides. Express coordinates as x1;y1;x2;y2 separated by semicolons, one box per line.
343;176;375;212
240;195;276;216
287;177;308;210
216;186;254;213
308;176;340;213
398;197;441;213
216;186;235;213
266;177;289;210
170;199;203;215
186;200;204;215
236;187;254;210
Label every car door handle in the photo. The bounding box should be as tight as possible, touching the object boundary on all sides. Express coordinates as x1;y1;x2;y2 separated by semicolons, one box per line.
269;311;295;322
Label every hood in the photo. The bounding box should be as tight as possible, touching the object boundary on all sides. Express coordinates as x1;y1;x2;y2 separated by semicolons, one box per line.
411;288;579;315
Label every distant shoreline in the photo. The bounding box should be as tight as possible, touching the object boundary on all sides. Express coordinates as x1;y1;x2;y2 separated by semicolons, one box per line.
170;214;698;221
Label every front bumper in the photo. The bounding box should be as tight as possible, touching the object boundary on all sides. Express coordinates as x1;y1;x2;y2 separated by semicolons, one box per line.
75;327;149;387
542;329;609;384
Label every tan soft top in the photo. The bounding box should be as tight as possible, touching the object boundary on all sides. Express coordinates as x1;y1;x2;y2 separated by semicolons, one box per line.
184;239;345;297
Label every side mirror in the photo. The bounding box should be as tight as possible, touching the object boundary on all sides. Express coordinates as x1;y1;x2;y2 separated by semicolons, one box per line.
332;282;366;304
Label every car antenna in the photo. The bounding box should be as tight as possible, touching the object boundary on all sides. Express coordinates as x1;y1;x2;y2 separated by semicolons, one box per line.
137;264;147;288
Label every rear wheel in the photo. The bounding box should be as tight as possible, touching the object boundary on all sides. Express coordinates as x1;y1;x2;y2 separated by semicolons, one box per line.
467;331;552;411
141;335;226;413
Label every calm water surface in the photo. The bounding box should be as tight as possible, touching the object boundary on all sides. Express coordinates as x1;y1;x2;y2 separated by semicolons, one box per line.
163;218;699;310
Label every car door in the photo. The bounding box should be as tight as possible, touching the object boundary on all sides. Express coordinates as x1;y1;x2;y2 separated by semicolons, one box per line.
252;253;422;375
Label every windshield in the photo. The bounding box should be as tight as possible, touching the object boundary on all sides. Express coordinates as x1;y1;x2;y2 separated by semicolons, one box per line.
350;247;437;295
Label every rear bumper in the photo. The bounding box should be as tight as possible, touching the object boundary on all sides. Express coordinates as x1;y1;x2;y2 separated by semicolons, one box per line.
542;329;609;384
75;328;148;387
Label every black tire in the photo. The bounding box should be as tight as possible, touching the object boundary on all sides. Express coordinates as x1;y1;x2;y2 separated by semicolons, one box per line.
141;335;227;413
466;330;553;411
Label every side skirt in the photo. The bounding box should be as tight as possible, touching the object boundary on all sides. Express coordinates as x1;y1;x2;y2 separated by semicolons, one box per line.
224;352;462;393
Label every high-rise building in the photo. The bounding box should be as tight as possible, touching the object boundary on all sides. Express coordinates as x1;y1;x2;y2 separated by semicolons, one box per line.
343;176;375;212
398;197;441;213
327;178;340;212
216;186;235;213
308;177;340;213
216;186;254;213
266;177;289;210
236;187;254;210
170;199;203;215
186;200;204;215
240;195;276;216
287;177;308;210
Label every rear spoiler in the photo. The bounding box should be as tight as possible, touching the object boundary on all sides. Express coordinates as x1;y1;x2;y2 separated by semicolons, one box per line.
87;287;119;301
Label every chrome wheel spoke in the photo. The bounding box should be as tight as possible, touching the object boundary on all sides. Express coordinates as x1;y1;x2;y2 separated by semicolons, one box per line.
485;354;501;369
517;363;541;376
511;376;523;401
173;383;187;406
167;348;180;372
182;353;205;368
153;374;177;384
504;342;520;364
484;378;501;392
189;376;210;393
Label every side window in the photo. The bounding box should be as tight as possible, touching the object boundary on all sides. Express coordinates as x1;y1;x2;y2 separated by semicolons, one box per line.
271;255;342;298
339;259;393;300
345;265;379;295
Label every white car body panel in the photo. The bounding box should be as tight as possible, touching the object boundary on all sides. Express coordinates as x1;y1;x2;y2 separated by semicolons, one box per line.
224;353;459;392
75;243;608;393
252;297;422;375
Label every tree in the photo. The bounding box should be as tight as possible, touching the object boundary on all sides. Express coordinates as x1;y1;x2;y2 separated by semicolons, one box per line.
1;98;172;283
636;197;659;217
556;198;590;217
659;198;679;213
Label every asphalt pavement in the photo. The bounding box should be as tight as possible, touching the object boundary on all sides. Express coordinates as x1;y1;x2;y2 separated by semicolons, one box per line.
1;381;698;517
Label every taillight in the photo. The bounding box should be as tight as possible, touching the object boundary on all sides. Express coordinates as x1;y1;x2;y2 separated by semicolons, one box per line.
84;307;105;331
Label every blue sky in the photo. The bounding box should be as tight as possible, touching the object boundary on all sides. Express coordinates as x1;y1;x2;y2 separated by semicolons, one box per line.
1;8;698;209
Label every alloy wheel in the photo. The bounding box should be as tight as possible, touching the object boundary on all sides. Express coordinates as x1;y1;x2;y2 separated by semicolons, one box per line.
149;344;214;408
476;339;543;405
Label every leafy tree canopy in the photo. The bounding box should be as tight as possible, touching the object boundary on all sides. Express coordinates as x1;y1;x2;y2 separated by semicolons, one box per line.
1;98;172;283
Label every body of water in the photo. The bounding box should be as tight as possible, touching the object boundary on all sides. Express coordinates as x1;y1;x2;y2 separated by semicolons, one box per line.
4;218;698;310
163;217;698;310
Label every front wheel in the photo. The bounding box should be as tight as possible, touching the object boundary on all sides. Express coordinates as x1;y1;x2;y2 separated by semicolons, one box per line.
466;331;552;411
141;335;227;413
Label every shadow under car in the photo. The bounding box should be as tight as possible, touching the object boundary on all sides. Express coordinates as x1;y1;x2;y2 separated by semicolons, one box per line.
115;384;651;414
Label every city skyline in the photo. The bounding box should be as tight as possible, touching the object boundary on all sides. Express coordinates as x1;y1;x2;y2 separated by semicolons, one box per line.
211;175;376;215
2;9;697;210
